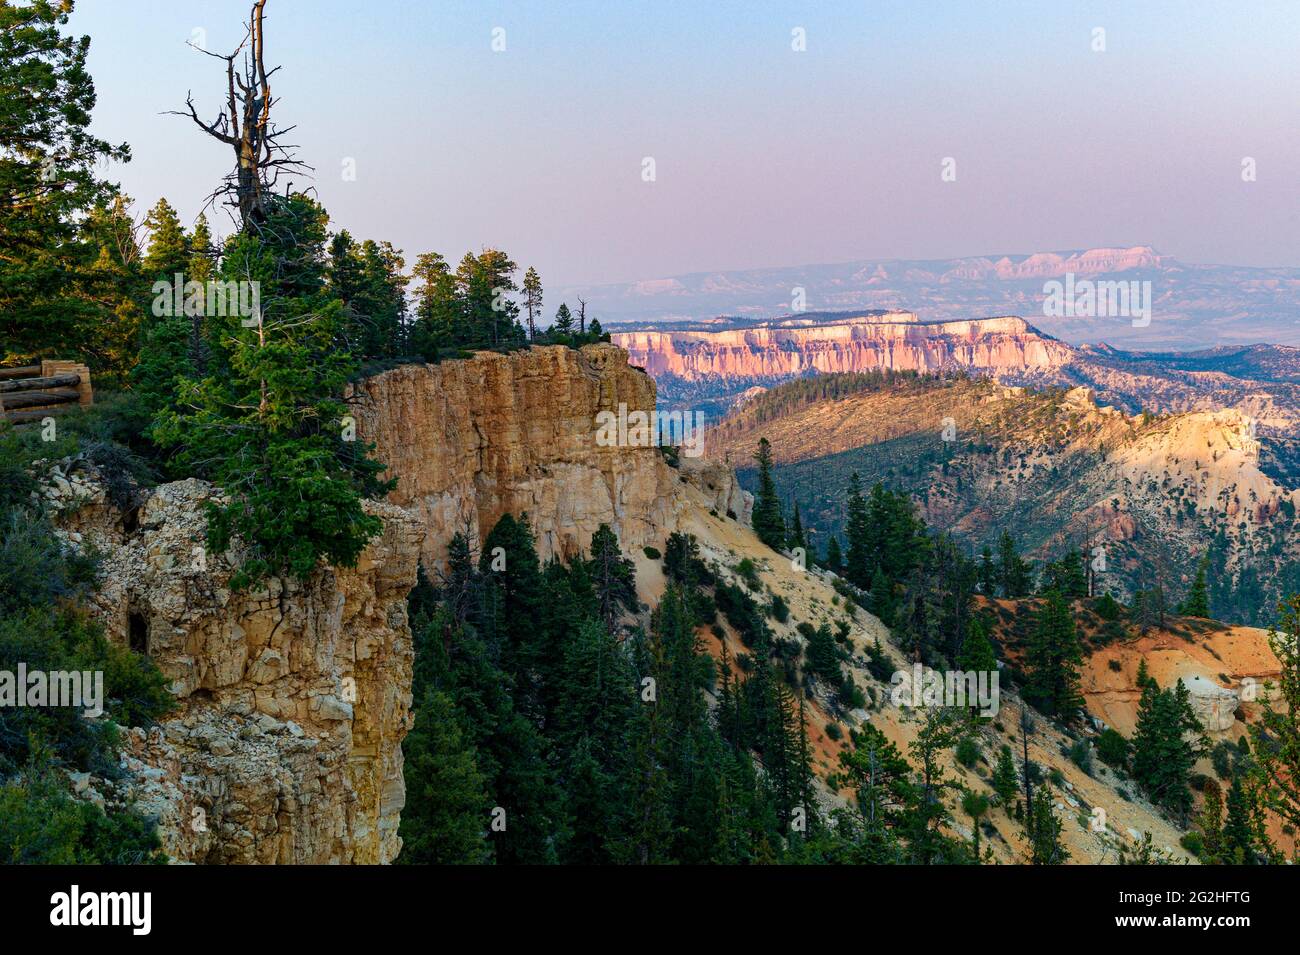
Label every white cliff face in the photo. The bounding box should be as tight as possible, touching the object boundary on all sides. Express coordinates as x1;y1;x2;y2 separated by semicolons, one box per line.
53;468;420;864
613;314;1073;383
1178;675;1240;734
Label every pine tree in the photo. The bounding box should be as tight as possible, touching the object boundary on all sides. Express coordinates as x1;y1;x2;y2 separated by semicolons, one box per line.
804;622;842;686
956;618;997;721
978;545;998;595
152;194;394;589
133;197;193;412
997;530;1033;598
906;708;962;863
1024;590;1083;718
522;266;542;341
824;535;843;574
1250;594;1300;837
456;248;522;344
1027;788;1068;864
409;251;460;354
78;196;145;385
751;438;787;552
397;688;491;864
588;523;636;634
552;302;575;334
844;472;872;589
1221;775;1264;864
992;744;1019;809
141;197;189;278
1131;678;1205;822
1194;781;1225;863
0;0;131;363
957;617;997;674
1181;558;1211;617
867;565;895;627
961;791;990;859
838;723;910;829
1039;549;1088;598
790;503;806;553
185;213;216;373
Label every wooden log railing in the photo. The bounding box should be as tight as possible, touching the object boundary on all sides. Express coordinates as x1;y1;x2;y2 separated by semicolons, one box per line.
0;361;93;423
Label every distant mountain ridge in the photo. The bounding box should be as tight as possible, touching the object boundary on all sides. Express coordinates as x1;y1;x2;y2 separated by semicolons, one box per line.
570;246;1300;349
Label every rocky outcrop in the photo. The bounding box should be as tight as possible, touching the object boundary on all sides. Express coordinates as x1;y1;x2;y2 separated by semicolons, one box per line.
350;344;683;571
676;456;753;525
51;464;420;864
1178;675;1239;734
613;314;1073;385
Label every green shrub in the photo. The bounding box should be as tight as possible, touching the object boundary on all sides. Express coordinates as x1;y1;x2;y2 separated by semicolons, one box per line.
1179;831;1205;857
1067;739;1093;775
825;722;842;741
955;736;980;768
734;557;761;591
1094;592;1122;621
642;546;661;560
838;678;865;710
1210;741;1235;779
1096;727;1129;768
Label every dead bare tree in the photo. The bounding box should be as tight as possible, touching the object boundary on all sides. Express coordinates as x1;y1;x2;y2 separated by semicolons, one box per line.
577;296;587;335
170;0;310;229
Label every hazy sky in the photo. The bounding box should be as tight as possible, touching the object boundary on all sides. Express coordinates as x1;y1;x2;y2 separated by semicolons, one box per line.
73;0;1300;289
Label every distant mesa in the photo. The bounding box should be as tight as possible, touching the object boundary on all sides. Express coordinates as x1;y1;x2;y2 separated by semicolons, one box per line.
569;245;1300;350
612;312;1073;388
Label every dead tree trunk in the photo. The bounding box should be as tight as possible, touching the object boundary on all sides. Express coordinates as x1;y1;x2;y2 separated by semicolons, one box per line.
173;0;309;230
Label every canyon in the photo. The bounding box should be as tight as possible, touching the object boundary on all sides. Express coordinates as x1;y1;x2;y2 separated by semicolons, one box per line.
712;373;1300;623
618;311;1300;485
34;339;1288;864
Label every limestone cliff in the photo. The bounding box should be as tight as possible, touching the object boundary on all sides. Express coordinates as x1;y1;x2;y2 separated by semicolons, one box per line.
350;343;705;571
613;314;1073;385
50;462;420;864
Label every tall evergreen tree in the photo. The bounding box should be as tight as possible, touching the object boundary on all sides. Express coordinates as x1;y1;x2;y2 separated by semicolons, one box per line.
0;0;131;363
1131;677;1205;822
552;302;574;334
397;687;491;864
1180;557;1211;617
997;530;1033;598
588;523;637;634
409;251;459;354
824;534;843;574
789;502;806;553
152;194;393;588
1024;590;1083;718
977;545;998;595
522;266;542;341
456;248;521;344
141;197;188;278
751;437;787;552
1027;788;1068;864
1221;774;1265;864
843;472;872;589
991;744;1019;809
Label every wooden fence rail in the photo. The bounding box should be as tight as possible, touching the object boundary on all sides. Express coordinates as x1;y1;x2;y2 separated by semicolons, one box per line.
0;361;93;424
